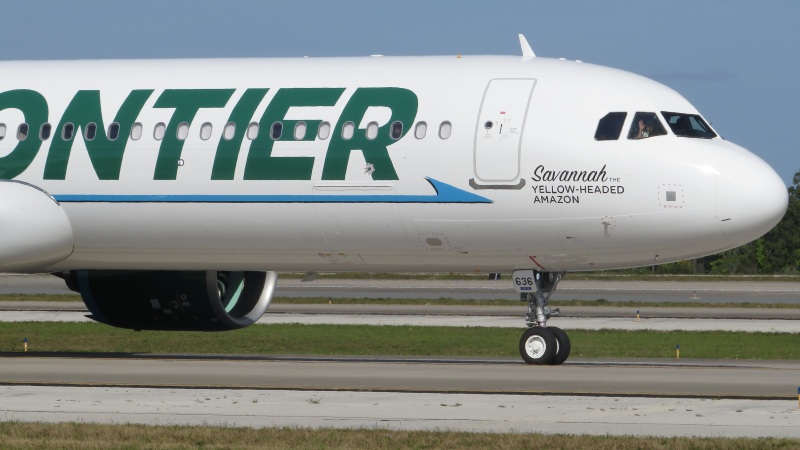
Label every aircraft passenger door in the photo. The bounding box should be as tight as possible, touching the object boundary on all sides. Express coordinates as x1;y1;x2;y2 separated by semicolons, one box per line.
473;78;536;187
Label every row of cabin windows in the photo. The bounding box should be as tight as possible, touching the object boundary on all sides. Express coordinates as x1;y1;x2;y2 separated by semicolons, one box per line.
0;120;454;143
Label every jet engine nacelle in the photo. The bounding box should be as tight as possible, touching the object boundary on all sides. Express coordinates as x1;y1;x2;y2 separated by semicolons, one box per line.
65;270;277;331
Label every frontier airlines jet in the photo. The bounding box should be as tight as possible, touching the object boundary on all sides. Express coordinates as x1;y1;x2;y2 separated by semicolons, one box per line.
0;36;787;364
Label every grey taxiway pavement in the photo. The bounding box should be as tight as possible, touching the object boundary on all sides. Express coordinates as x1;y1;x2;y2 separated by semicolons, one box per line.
2;356;800;438
1;355;798;399
4;308;800;332
3;274;800;437
3;273;800;304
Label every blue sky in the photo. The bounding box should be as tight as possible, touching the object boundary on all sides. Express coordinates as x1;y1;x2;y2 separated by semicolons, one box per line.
3;1;798;185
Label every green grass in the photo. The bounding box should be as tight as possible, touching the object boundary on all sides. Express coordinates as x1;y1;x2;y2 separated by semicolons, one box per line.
3;322;800;359
0;422;797;449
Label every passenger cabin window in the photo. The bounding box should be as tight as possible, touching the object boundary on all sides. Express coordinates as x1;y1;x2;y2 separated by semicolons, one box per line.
318;122;331;140
85;122;97;141
439;121;452;139
200;123;213;140
130;122;143;141
662;112;717;139
594;112;627;141
17;124;29;141
390;121;403;140
414;121;427;139
0;124;6;141
341;121;355;140
154;122;166;141
176;122;190;141
294;121;307;140
108;122;121;141
62;123;75;141
366;122;379;140
270;122;283;140
223;123;236;140
40;123;52;141
246;122;259;140
628;112;667;140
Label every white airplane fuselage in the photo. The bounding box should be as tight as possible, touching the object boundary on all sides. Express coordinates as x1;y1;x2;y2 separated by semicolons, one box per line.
0;55;788;274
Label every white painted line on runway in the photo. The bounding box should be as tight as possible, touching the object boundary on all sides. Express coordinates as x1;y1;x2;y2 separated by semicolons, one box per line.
1;385;798;438
3;311;800;332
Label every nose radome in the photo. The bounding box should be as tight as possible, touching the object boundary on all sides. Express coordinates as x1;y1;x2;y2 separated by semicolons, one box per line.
716;152;788;246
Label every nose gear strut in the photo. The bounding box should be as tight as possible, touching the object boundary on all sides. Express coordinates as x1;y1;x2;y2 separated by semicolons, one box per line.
523;271;563;327
512;269;570;365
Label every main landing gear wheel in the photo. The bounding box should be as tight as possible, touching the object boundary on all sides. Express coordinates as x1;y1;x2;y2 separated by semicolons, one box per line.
548;326;571;365
519;327;557;365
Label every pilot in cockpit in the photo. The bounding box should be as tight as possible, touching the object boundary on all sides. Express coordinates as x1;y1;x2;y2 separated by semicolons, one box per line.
635;119;654;139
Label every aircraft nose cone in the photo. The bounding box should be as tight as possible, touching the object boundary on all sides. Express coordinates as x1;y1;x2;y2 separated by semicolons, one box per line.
716;153;788;246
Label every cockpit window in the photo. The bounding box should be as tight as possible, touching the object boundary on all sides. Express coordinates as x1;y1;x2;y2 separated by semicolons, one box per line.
594;112;627;141
628;112;667;140
661;112;717;139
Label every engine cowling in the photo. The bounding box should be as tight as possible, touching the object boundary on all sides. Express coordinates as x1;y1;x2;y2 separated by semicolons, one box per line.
66;270;277;331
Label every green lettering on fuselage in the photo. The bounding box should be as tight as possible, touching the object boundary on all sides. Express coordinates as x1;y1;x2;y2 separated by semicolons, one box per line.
43;90;153;180
211;88;269;180
244;88;344;180
153;89;235;180
0;90;48;179
0;86;419;182
322;87;418;180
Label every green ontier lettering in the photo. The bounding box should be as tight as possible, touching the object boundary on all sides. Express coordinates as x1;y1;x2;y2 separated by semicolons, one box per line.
322;87;418;180
0;90;48;180
43;90;153;180
211;88;269;180
153;89;235;180
0;86;420;181
244;88;344;180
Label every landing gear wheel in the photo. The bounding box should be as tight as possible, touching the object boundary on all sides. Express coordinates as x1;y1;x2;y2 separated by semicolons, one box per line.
519;327;557;365
548;326;571;365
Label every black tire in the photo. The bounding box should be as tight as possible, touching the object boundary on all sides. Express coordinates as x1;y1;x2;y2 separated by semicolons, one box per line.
548;326;571;365
518;327;557;365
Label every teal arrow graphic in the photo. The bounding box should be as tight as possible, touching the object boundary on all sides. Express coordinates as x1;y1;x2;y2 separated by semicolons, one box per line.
53;178;493;204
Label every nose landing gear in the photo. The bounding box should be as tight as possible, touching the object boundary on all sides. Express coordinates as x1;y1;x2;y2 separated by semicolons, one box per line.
513;270;570;365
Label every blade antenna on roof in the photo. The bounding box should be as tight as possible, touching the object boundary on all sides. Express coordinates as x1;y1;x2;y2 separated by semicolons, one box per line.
519;34;536;61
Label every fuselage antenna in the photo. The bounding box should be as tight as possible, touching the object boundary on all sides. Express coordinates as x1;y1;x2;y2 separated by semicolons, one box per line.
519;34;536;61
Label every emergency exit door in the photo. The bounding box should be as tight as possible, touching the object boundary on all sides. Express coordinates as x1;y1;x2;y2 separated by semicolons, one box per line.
473;78;536;183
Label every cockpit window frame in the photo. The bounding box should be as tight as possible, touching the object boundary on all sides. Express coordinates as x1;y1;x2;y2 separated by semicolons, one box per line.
661;111;718;139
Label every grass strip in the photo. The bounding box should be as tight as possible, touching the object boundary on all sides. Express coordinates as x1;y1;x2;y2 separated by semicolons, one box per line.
3;293;800;309
0;422;797;449
2;322;800;359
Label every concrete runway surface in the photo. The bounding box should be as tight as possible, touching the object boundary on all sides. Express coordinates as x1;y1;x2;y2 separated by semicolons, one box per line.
2;273;800;304
3;309;800;333
3;385;800;438
1;355;798;398
7;301;800;320
2;356;800;438
2;274;800;438
275;278;800;304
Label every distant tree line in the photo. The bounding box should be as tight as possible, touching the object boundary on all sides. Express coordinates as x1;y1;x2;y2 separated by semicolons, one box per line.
617;168;800;275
